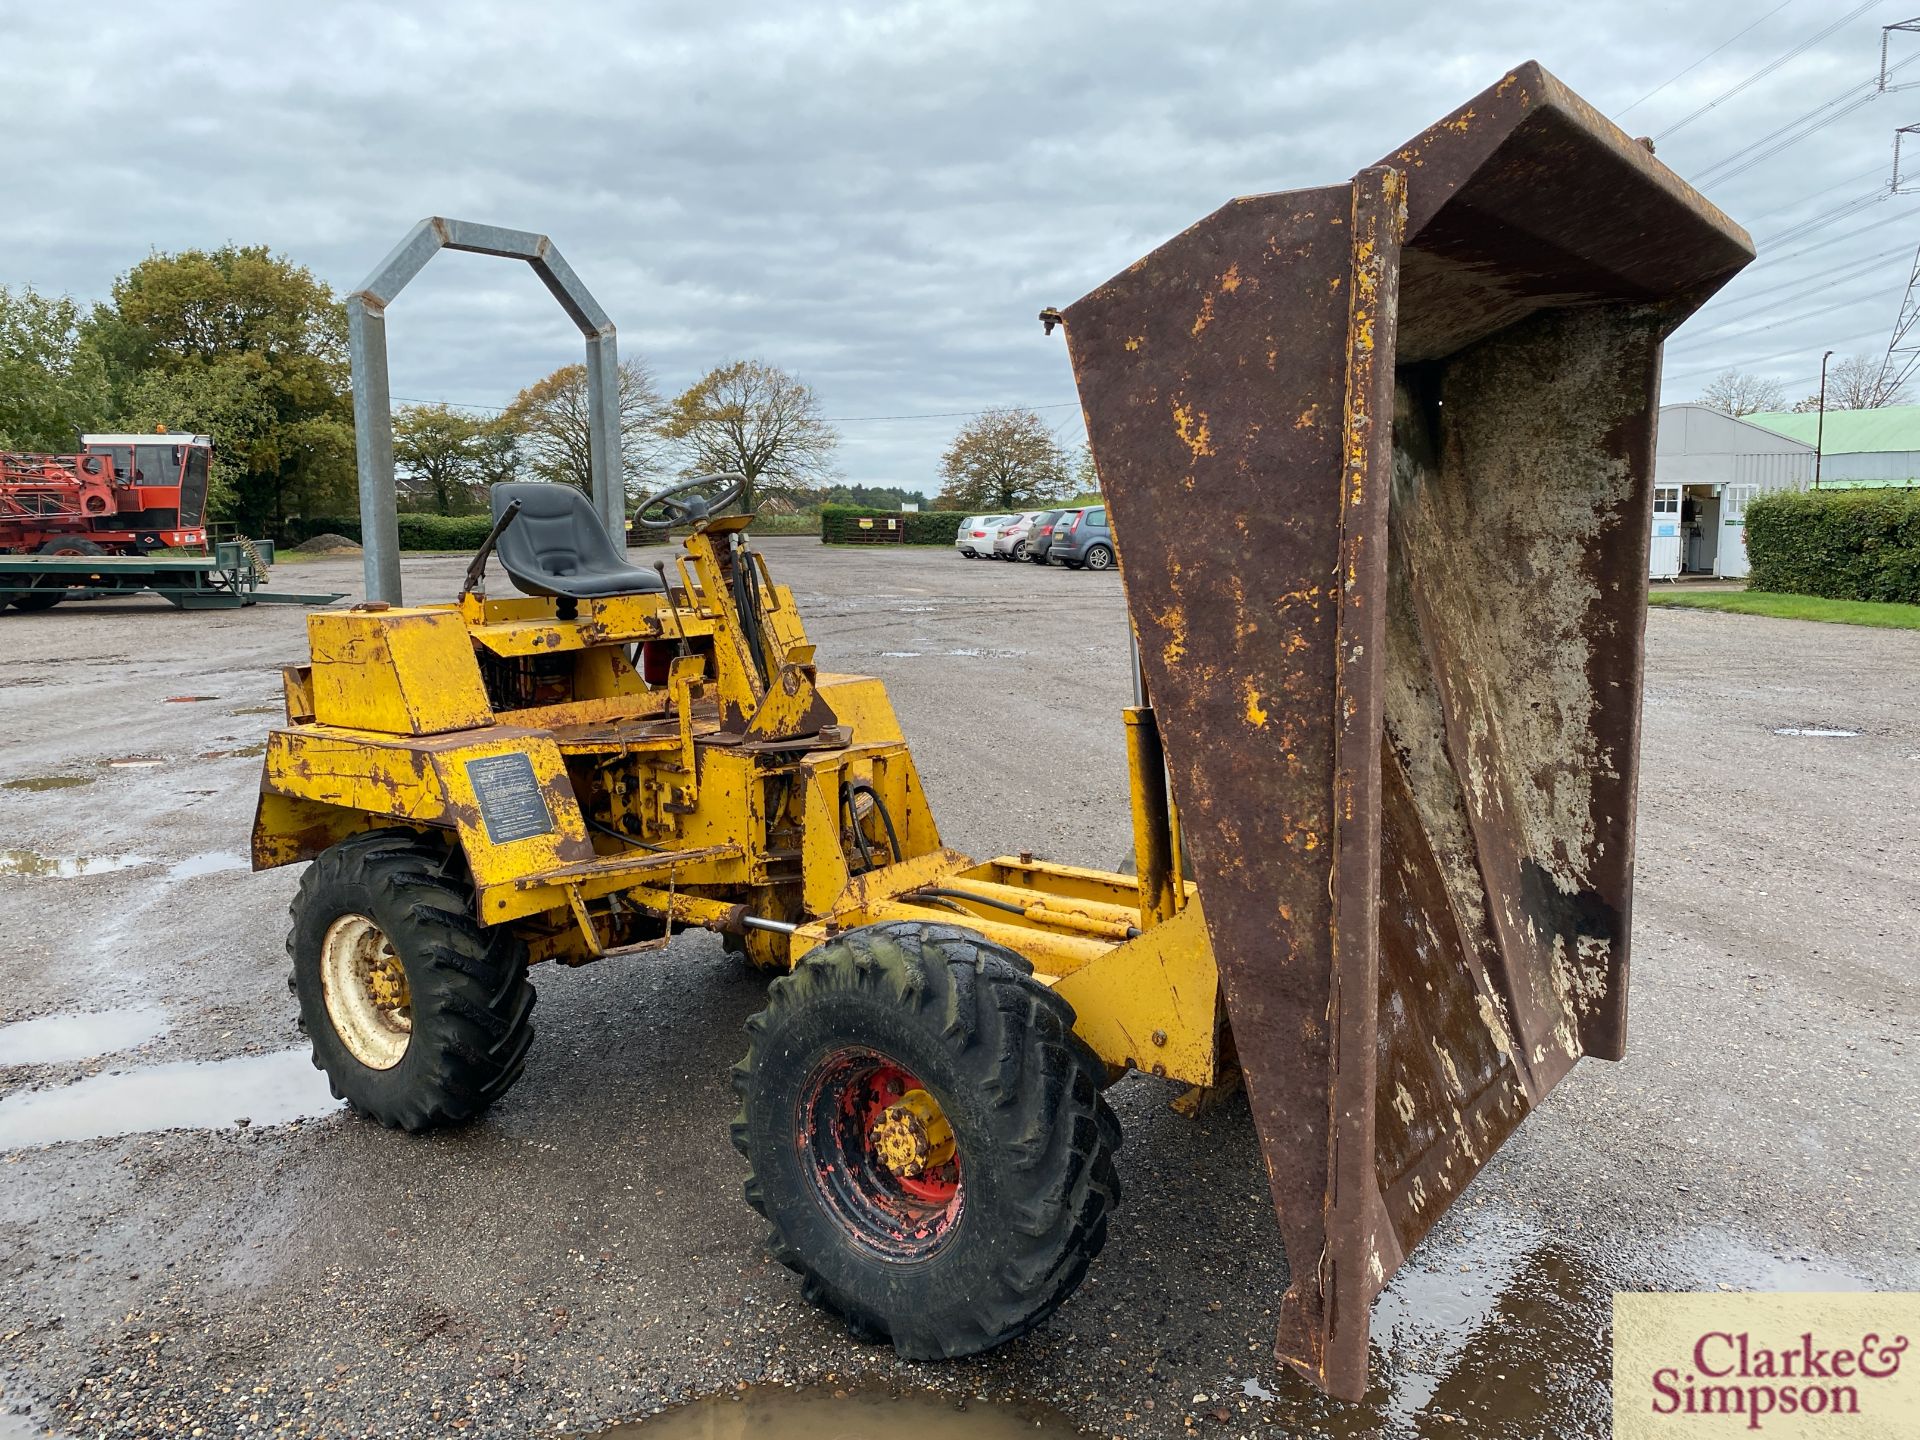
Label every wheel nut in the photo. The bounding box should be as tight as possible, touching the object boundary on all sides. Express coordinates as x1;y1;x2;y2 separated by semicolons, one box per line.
870;1088;955;1177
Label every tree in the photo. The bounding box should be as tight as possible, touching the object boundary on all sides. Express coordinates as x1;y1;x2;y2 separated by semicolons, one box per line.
393;404;516;515
0;286;111;451
820;483;930;509
1791;353;1910;412
120;363;276;519
502;359;668;504
934;407;1073;511
1698;369;1786;418
1072;442;1101;499
661;359;839;513
89;246;354;534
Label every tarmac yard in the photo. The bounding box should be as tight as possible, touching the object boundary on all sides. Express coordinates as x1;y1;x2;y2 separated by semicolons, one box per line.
0;538;1915;1439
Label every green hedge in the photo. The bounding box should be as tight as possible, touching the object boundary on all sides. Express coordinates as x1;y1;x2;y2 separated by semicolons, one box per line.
280;509;823;549
820;504;967;545
276;514;497;550
751;512;823;536
1746;487;1920;604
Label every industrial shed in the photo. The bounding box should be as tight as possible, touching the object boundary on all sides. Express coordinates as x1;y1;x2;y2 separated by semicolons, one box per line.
1744;406;1920;489
1651;404;1812;580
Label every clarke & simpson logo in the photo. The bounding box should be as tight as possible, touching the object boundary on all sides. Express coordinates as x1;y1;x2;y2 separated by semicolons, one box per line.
1616;1293;1920;1438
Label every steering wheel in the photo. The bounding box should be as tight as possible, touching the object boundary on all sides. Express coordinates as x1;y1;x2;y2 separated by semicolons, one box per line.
633;472;748;532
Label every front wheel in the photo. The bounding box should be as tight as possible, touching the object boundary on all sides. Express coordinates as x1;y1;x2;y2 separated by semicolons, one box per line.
289;830;535;1131
732;921;1121;1357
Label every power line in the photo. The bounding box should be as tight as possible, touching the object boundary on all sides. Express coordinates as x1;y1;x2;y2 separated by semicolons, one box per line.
392;393;508;413
1688;242;1911;321
1664;321;1892;383
1670;282;1901;354
1675;272;1901;348
388;392;1081;424
1615;2;1797;120
824;401;1080;422
1692;60;1908;183
1735;163;1888;225
1747;202;1920;271
1756;189;1890;250
1655;0;1880;141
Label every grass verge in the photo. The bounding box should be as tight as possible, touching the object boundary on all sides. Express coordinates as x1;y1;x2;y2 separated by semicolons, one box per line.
1648;589;1920;631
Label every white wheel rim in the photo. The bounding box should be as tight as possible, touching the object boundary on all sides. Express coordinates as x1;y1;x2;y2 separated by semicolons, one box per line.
320;913;412;1070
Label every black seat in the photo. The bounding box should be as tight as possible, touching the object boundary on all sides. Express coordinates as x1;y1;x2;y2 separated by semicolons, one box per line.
490;483;665;600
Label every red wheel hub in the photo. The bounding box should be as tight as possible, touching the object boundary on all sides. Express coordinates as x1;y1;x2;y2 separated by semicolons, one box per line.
801;1049;964;1258
850;1063;960;1205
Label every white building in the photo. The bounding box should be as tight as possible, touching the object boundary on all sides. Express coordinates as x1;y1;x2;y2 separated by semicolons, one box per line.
1650;404;1813;580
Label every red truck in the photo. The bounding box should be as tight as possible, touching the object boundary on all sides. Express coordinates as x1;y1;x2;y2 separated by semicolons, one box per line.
0;432;211;556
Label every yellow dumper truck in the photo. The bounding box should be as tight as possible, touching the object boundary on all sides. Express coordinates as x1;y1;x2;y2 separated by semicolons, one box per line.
250;63;1750;1398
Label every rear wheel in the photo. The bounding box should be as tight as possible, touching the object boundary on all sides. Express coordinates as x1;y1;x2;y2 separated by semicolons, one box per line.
1084;544;1115;571
289;830;535;1130
1012;541;1028;561
11;537;108;611
732;921;1120;1357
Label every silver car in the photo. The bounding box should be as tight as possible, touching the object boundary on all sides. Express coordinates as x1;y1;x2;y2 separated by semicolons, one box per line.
992;510;1049;561
954;513;1015;559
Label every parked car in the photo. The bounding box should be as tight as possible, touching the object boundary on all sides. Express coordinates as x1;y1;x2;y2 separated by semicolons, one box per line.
954;514;1014;558
992;510;1049;560
1048;505;1117;570
1024;508;1071;564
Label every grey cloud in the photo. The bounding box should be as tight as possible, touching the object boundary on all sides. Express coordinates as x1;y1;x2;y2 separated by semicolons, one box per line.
9;1;1914;481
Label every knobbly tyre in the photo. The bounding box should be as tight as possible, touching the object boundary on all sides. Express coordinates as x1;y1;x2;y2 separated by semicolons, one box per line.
250;63;1753;1398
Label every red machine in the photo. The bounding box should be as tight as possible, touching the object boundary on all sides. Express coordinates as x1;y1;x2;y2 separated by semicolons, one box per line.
0;433;211;555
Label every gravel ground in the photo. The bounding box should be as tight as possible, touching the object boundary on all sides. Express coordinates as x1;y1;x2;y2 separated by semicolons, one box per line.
0;538;1915;1439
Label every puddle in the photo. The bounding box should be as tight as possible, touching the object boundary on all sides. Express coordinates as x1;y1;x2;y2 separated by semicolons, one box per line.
0;1048;340;1148
228;704;282;716
579;1386;1085;1439
1666;1227;1872;1292
1;775;95;791
165;851;249;881
164;695;218;704
0;1007;170;1066
105;756;166;769
1773;726;1859;738
0;850;152;879
880;651;922;658
198;743;266;760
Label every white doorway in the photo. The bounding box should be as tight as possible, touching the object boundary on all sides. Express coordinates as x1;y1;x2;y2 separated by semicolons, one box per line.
1683;487;1722;576
1650;485;1682;579
1720;482;1758;579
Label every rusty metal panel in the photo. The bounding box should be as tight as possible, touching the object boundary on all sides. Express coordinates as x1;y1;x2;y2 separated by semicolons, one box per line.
1059;61;1752;1400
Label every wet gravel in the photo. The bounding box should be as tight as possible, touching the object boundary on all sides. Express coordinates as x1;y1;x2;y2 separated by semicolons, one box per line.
0;541;1916;1439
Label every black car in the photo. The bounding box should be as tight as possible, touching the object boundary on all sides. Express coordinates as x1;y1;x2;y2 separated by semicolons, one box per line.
1024;508;1071;564
1048;506;1116;571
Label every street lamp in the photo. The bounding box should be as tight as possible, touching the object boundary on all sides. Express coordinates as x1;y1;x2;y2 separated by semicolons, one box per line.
1815;349;1835;490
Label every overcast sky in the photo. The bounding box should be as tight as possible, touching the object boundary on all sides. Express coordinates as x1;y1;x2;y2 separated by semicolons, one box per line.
10;1;1918;485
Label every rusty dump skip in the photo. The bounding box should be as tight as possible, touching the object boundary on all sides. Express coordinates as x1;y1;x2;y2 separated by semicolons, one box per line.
1060;63;1752;1400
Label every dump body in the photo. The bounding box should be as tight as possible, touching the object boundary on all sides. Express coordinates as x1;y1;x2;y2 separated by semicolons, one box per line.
1060;62;1752;1398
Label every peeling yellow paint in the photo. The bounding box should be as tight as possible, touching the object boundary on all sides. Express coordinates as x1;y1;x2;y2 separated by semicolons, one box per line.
1190;294;1216;337
1220;263;1242;293
1243;682;1268;728
1124;334;1145;352
1172;401;1215;458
